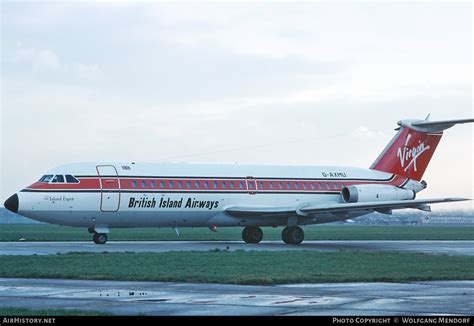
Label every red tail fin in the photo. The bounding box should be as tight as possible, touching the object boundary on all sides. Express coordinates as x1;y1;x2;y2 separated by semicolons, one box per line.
371;117;473;181
370;127;442;181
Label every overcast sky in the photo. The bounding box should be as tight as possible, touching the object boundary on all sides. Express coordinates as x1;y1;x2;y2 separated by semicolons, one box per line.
1;1;472;210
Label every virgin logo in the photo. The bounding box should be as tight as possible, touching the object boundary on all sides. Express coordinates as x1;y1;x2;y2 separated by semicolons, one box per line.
397;133;430;172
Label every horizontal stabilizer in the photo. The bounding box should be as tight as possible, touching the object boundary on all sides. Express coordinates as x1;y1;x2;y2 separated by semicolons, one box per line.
399;118;474;133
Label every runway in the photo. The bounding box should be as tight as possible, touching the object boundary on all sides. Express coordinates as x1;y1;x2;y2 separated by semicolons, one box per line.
0;278;472;315
0;240;473;256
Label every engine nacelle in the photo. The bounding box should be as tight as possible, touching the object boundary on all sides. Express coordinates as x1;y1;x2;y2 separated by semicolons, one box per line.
341;184;415;203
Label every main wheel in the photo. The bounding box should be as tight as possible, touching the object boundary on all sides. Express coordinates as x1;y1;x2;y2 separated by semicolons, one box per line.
242;226;263;244
93;233;108;245
282;226;304;245
282;227;291;244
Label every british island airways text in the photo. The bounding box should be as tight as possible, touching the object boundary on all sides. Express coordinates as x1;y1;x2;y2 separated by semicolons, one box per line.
128;197;219;210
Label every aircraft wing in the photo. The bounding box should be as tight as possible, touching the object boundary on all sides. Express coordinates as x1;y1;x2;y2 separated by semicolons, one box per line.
225;197;469;218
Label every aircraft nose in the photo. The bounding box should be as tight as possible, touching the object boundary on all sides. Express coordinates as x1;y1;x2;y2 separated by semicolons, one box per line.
4;194;19;213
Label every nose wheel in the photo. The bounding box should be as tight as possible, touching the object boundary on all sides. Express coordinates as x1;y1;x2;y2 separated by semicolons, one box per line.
93;233;108;245
282;226;304;245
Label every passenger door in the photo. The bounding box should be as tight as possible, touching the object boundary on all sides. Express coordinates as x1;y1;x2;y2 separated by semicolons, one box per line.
245;176;257;195
97;165;121;212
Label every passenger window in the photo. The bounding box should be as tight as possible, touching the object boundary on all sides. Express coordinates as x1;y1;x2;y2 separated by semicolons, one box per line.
221;181;226;189
269;182;274;189
132;181;137;188
65;175;80;183
286;182;291;189
318;182;322;189
39;175;54;183
302;183;307;190
229;182;234;189
186;181;191;188
278;182;283;189
310;183;315;190
52;175;65;183
239;182;244;189
178;181;183;188
204;181;209;189
168;181;174;188
150;181;156;188
294;182;299;189
159;181;164;188
259;182;264;189
334;183;338;189
213;181;218;189
141;181;146;188
326;183;330;190
195;181;200;188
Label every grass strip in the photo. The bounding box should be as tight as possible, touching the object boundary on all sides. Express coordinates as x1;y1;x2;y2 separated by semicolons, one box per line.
1;250;473;285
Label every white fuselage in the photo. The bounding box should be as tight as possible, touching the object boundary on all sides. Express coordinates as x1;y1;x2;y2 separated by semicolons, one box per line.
16;162;410;229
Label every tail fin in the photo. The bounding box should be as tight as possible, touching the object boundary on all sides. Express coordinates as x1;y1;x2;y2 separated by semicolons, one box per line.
370;117;474;181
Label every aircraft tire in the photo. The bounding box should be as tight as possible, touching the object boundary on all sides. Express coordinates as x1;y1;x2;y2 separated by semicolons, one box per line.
242;226;263;244
281;227;290;244
282;226;304;245
93;233;108;245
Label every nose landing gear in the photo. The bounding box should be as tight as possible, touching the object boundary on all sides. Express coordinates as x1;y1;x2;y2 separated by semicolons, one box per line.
92;233;108;245
89;227;109;245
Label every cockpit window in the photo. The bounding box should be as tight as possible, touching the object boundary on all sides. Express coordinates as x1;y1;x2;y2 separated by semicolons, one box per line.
39;174;79;183
51;175;65;183
65;175;80;183
39;175;54;183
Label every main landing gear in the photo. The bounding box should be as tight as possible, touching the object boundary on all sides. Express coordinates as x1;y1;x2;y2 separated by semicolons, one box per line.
93;233;108;245
282;226;304;245
242;226;263;244
241;226;304;245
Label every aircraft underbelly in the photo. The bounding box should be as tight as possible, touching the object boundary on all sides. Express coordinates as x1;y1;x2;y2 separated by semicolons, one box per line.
18;191;343;228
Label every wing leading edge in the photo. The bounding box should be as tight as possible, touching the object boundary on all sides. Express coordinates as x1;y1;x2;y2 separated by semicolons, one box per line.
225;197;469;218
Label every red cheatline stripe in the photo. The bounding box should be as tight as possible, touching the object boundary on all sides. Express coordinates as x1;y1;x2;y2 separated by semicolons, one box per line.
25;175;408;192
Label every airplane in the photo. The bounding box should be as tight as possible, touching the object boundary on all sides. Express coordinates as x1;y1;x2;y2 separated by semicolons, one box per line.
3;117;473;245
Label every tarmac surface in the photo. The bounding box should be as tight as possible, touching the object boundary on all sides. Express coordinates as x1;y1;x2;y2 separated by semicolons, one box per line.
2;241;472;315
0;278;472;315
1;240;473;256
